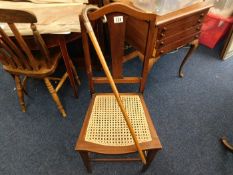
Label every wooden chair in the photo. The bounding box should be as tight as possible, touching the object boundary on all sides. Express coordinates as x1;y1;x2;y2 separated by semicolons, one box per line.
23;33;81;98
75;3;162;173
0;9;80;117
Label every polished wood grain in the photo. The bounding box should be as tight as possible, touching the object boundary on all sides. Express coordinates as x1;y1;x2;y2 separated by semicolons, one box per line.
107;13;127;78
21;33;81;97
0;8;37;23
88;2;156;21
156;2;212;25
82;3;148;164
112;1;212;77
76;3;161;172
0;8;80;117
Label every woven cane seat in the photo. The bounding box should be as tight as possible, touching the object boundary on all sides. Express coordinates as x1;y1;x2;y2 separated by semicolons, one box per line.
85;94;152;146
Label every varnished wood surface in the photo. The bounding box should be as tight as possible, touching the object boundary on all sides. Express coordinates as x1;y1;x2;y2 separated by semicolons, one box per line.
83;4;148;162
80;2;157;93
0;8;37;23
77;3;162;172
107;12;128;78
0;8;82;117
112;1;211;77
156;2;212;25
88;2;156;21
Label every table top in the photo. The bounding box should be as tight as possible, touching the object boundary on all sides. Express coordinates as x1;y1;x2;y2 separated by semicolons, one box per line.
0;0;87;35
114;0;212;26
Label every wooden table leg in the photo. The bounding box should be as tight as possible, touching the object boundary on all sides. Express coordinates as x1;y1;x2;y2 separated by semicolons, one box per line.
179;39;199;78
59;36;78;97
221;137;233;153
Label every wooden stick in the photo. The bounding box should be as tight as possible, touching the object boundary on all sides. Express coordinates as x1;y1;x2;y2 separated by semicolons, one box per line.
82;5;146;164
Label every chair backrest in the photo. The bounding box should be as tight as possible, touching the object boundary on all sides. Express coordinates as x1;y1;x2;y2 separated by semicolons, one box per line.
0;9;50;72
80;3;157;94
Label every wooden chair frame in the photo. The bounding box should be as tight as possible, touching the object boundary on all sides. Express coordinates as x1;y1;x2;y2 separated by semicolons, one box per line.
76;3;162;173
0;9;80;117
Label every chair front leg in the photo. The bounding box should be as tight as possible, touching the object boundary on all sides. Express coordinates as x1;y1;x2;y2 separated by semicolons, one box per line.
79;151;92;173
44;78;67;117
14;75;26;112
141;149;159;173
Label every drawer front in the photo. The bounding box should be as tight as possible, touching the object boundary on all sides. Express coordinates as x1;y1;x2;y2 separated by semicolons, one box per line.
156;24;201;48
156;34;200;56
155;9;209;56
157;9;208;40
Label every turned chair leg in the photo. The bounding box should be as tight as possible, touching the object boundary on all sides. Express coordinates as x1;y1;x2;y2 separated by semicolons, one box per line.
221;137;233;153
44;78;67;117
22;76;28;96
179;39;199;78
14;75;26;112
79;151;92;173
141;149;159;173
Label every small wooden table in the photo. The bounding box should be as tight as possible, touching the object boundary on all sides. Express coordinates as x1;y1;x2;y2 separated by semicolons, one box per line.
110;1;212;77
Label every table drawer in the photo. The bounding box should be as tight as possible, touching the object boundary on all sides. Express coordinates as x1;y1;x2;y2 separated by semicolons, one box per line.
157;9;208;40
156;25;201;48
156;34;200;56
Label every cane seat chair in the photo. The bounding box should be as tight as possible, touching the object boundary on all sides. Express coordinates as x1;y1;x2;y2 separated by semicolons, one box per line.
0;9;79;117
75;3;162;173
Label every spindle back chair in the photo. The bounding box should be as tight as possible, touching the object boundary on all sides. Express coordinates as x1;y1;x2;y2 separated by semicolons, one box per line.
75;3;162;173
0;9;77;117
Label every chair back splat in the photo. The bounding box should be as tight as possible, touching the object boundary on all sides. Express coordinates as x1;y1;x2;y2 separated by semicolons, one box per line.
80;3;157;94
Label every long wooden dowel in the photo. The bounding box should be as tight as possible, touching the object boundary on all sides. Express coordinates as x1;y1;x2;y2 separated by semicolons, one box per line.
82;5;146;164
89;31;146;164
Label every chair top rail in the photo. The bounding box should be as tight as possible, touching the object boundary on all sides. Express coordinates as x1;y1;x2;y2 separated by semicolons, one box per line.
88;2;156;22
0;9;37;23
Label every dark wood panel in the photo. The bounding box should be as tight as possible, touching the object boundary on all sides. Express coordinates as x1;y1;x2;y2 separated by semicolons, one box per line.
125;16;149;53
